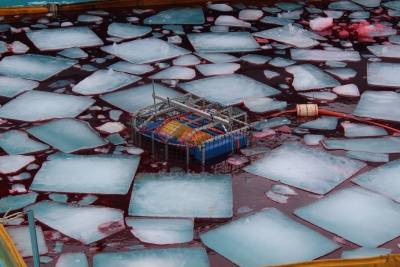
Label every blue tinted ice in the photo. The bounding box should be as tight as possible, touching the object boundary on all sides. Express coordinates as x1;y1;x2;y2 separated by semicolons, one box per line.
0;130;49;154
144;7;205;25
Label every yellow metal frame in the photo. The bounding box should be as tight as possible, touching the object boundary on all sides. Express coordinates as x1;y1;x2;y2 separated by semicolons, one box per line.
271;254;400;267
0;224;27;267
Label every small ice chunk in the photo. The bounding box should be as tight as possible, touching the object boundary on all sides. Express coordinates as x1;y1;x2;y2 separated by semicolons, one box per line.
77;14;103;23
322;137;400;153
351;0;381;7
100;83;183;114
341;247;391;259
78;195;98;205
0;155;35;174
196;52;239;63
266;190;288;203
291;49;361;62
0;91;94;122
188;32;260;53
383;1;400;10
286;64;340;91
200;208;339;267
0;192;38;213
58;48;88;59
207;3;233;12
275;2;303;11
367;45;400;59
354;91;400;122
251;117;291;130
325;68;357;80
55;253;88;267
150;66;195;80
269;57;295;67
108;23;151;40
126;217;193;245
254;25;320;48
129;173;232;218
328;1;363;10
295;187;400;247
96;122;125;134
173;54;200;66
244;143;365;194
324;10;344;18
10;41;29;54
0;54;76;81
108;61;154;75
73;69;140;95
6;226;48;257
0;76;39;98
341;121;387;137
300;91;337;101
27;119;106;153
196;63;240;76
180;74;280;106
144;7;205;25
25;201;125;244
346;151;389;163
93;247;209;267
239;9;263;21
215;15;251;28
303;134;324;145
101;38;190;64
263;70;280;79
49;193;68;203
27;27;103;51
241;54;271;64
332;84;359;97
309;17;333;31
244;97;287;113
271;184;297;195
240;146;270;157
260;16;294;26
30;154;139;195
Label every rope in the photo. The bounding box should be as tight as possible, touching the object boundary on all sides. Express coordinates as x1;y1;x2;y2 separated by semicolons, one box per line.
0;210;24;224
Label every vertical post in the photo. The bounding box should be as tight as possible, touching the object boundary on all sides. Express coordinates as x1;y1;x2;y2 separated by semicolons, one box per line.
27;210;40;267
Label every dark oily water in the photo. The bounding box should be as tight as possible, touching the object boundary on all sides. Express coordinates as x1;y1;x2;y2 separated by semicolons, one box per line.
0;0;400;266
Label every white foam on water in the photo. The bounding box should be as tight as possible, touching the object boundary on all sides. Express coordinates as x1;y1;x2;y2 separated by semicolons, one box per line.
188;32;260;53
244;143;365;194
0;130;49;155
0;155;35;174
72;69;141;95
25;200;125;244
126;218;194;245
286;64;340;91
107;23;151;39
6;226;48;257
200;208;339;267
27;27;103;51
30;154;139;195
180;74;280;106
101;38;190;64
0;54;77;81
129;173;232;218
295;187;400;247
0;91;94;122
27;118;107;153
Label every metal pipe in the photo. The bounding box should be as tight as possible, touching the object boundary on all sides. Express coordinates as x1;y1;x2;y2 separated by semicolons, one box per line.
27;210;40;267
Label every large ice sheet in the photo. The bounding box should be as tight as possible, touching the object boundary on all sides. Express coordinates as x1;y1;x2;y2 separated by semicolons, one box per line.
126;218;194;245
72;69;141;95
180;74;279;106
286;64;340;91
144;7;205;25
323;137;400;153
25;201;125;244
30;154;139;195
201;208;339;267
0;54;76;81
367;63;400;87
0;192;38;213
129;173;232;218
56;253;88;267
295;187;400;247
0;91;94;122
0;130;49;154
341;121;387;137
101;38;190;64
0;76;38;98
27;119;107;153
354;91;400;122
93;247;210;267
244;143;365;194
26;27;103;51
341;247;391;259
108;23;151;39
100;83;183;114
353;159;400;202
291;49;361;62
6;226;48;257
187;32;260;53
0;155;35;174
367;45;400;58
254;25;320;48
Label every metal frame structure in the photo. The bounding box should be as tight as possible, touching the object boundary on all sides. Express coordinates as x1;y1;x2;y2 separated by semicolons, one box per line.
131;88;250;169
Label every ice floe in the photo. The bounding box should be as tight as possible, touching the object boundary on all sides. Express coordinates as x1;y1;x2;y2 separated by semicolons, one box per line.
286;64;340;91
